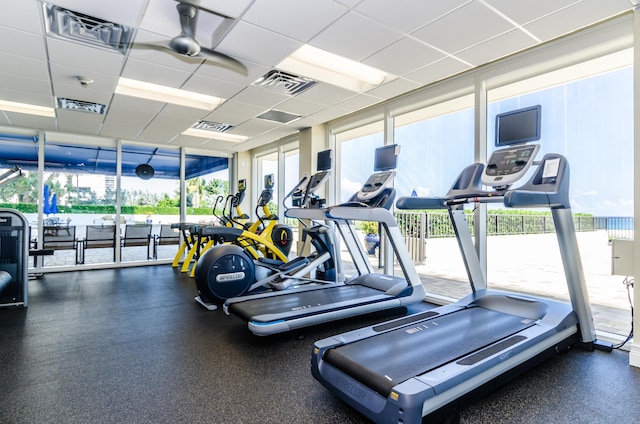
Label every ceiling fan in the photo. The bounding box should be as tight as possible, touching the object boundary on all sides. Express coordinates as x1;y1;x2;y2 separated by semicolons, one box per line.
133;1;247;76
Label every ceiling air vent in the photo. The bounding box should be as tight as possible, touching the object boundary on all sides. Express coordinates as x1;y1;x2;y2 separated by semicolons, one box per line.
56;97;107;115
43;3;134;54
191;121;235;133
253;70;317;96
256;109;301;124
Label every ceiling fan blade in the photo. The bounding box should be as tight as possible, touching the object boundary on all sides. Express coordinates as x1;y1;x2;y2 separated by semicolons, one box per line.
199;46;248;76
176;2;198;38
129;41;171;53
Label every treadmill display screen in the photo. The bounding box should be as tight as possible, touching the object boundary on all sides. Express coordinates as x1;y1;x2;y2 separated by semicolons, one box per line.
495;105;541;146
317;149;332;171
374;144;399;171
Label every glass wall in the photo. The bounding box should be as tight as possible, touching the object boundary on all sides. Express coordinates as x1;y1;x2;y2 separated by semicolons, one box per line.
393;95;475;300
485;54;633;336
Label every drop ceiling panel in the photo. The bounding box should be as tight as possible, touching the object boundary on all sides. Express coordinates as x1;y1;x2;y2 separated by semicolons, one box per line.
208;100;265;121
274;97;329;117
412;2;513;54
155;104;207;122
404;57;471;86
234;118;284;137
524;0;633;42
56;109;104;135
363;37;446;76
121;58;193;88
294;84;357;107
0;54;49;80
216;21;302;66
196;0;256;19
49;63;118;96
46;38;125;75
366;77;421;100
310;11;402;61
457;29;537;66
483;0;579;25
336;93;383;113
0;1;42;34
4;114;57;131
229;86;290;110
180;74;245;100
241;0;347;42
0;26;46;59
0;73;51;98
355;0;470;34
0;88;53;107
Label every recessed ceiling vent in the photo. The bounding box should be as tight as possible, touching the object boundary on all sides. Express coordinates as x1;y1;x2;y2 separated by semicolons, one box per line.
191;120;235;133
56;97;107;115
43;3;134;54
253;70;317;95
256;109;301;124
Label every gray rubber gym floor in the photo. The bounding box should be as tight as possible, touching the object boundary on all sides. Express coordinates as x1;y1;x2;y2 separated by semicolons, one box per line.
1;265;639;423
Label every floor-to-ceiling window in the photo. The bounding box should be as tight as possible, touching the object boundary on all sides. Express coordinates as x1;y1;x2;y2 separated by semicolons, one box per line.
393;95;475;300
485;50;634;337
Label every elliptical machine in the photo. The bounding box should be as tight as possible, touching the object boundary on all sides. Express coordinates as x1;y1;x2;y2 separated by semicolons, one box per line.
194;152;340;307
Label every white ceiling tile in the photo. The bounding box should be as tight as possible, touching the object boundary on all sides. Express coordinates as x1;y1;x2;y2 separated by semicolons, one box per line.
363;37;445;76
121;58;192;88
210;99;265;119
158;104;208;122
216;21;302;66
46;38;125;75
412;1;513;54
56;109;104;135
310;11;402;61
234;118;283;137
366;77;421;99
525;0;634;42
197;0;256;19
3;113;57;131
355;0;470;33
274;97;328;117
294;83;357;106
242;0;347;42
335;93;381;113
0;88;54;107
404;57;471;86
0;26;45;59
180;75;245;100
0;53;49;80
228;86;289;110
0;73;51;98
456;29;537;66
0;1;42;34
49;63;119;96
483;0;578;25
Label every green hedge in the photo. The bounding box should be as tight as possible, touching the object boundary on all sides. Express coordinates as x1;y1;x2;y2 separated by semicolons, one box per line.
0;203;214;216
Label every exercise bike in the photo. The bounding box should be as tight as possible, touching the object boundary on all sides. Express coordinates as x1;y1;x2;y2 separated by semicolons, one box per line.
194;167;339;308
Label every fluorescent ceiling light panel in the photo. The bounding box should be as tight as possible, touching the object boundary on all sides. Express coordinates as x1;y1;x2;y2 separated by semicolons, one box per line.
182;128;248;142
276;44;393;92
115;78;225;110
0;100;56;117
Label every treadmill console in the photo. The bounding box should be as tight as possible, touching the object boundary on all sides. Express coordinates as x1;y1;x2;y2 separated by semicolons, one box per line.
356;170;395;201
481;144;540;189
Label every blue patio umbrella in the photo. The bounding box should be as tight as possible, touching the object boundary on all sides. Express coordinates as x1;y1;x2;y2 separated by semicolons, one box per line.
43;184;51;215
51;193;58;214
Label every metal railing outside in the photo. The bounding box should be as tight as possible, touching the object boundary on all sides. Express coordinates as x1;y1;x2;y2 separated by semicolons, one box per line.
394;212;634;264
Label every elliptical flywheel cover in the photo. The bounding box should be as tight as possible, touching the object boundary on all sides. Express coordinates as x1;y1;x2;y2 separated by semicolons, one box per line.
135;164;155;180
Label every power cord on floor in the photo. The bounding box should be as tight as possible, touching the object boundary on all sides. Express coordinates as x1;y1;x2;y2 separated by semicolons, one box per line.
612;276;633;350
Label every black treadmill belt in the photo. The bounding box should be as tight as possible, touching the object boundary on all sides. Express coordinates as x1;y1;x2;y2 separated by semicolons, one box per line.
324;307;535;397
228;285;386;322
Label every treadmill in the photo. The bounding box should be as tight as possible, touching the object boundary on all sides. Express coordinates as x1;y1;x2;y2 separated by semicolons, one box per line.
223;145;426;336
311;143;611;423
